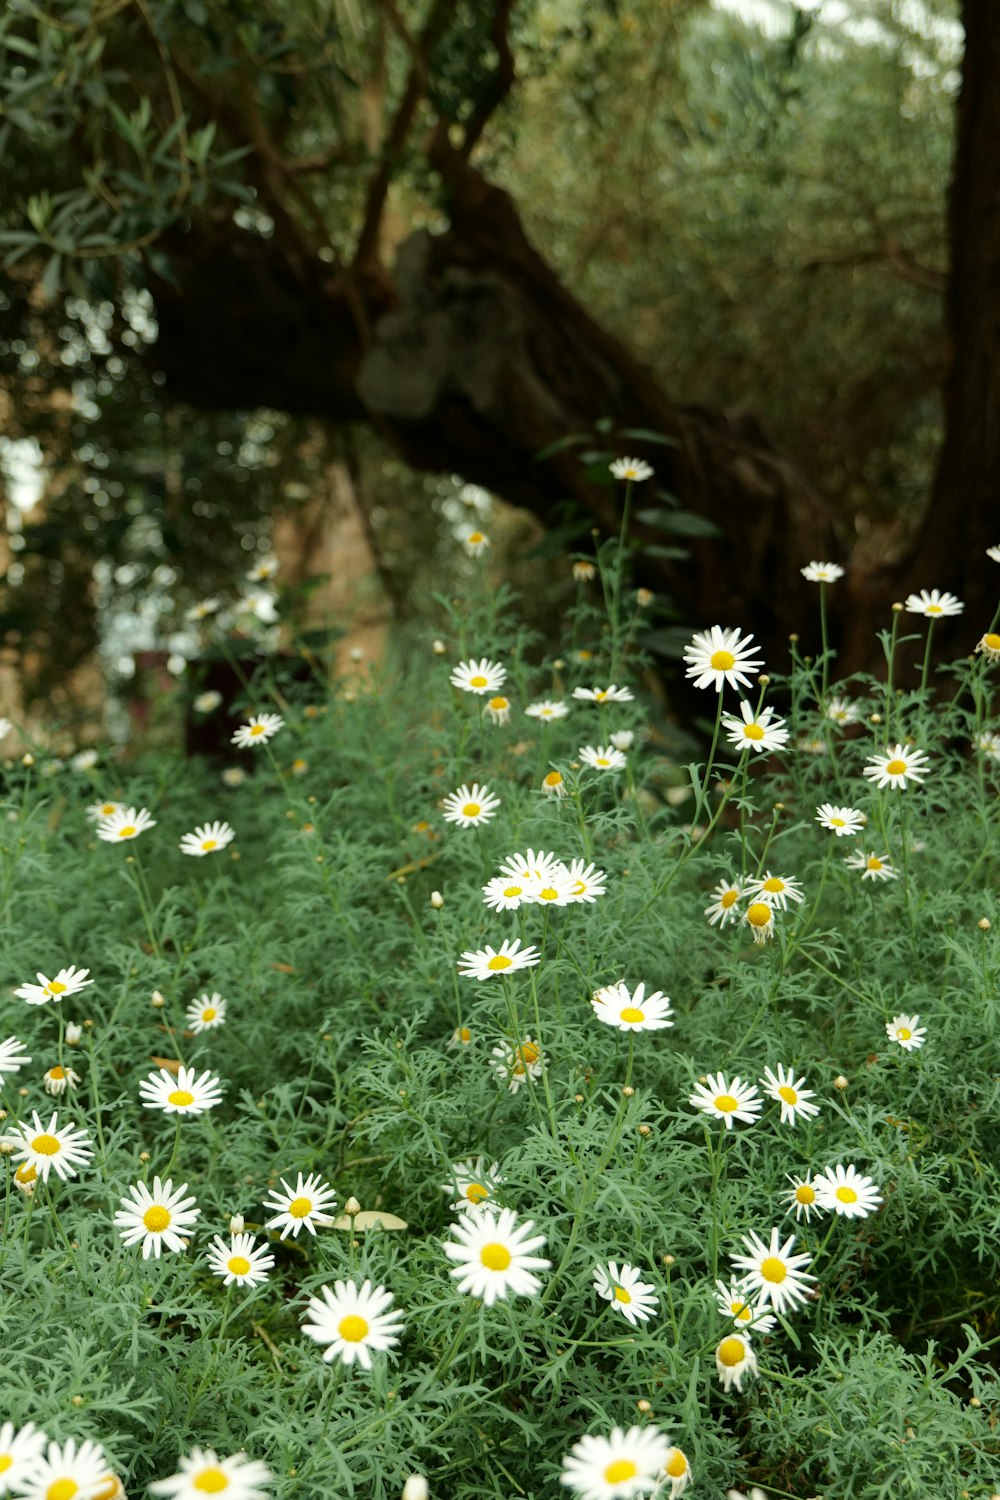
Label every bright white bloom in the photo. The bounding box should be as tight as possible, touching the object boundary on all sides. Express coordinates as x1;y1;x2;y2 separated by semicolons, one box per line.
525;699;569;720
207;1231;276;1287
179;819;236;856
15;964;93;1006
186;993;227;1032
863;743;930;790
458;938;540;981
609;457;654;482
139;1064;223;1115
976;631;1000;663
729;1227;816;1314
661;1447;692;1500
499;848;562;884
0;1036;31;1084
593;1261;659;1326
816;803;864;836
975;731;1000;761
13;1437;109;1500
683;627;763;694
444;1205;549;1304
231;713;284;749
0;1422;46;1494
71;749;99;772
722;701;789;755
783;1173;827;1223
246;554;279;583
609;730;634;751
42;1065;80;1097
591;981;674;1032
96;805;156;842
441;782;501;828
579;744;627;772
745;872;804;911
86;799;123;822
815;1163;883;1219
193;690;223;712
886;1013;926;1051
482;874;531;912
491;1037;546;1092
560;1425;671;1500
450;657;506;695
149;1448;273;1500
988;545;1000;563
714;1280;776;1334
442;1156;503;1215
185;597;221;621
10;1110;93;1182
844;850;897;882
801;561;844;583
826;696;861;725
302;1278;404;1368
744;901;776;945
263;1171;337;1239
904;588;964;618
463;528;490;557
114;1176;201;1258
564;859;607;902
715;1334;758;1393
237;588;279;624
704;879;742;928
522;862;578;907
759;1065;820;1127
483;694;512;725
689;1073;762;1130
573;684;635;704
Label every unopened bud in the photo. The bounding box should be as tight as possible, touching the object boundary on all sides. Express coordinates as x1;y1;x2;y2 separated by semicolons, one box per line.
430;891;444;909
636;1399;651;1412
151;991;165;1008
833;1074;849;1090
622;1085;635;1097
432;639;446;656
65;1022;83;1046
661;1254;675;1266
892;601;904;613
71;1395;84;1407
638;1124;651;1137
345;1196;361;1217
139;1151;151;1162
402;1478;428;1500
230;1213;245;1233
979;918;991;931
21;753;34;767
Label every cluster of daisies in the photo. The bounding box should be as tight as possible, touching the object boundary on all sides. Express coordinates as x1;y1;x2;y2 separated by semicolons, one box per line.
0;1425;273;1500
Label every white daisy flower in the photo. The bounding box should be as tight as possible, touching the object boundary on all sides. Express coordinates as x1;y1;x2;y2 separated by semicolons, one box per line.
541;769;567;797
729;1227;816;1314
231;713;284;749
207;1231;276;1287
185;597;222;621
593;1261;659;1325
301;1278;404;1368
689;1073;762;1130
86;799;123;822
759;1065;820;1127
463;528;490;557
564;859;607;902
139;1065;223;1115
976;731;1000;761
560;1425;671;1500
661;1447;693;1500
246;554;279;583
442;1156;503;1214
10;1110;92;1183
96;805;156;843
844;850;897;882
0;1422;46;1495
491;1036;546;1093
498;848;562;884
721;701;789;755
179;820;236;856
443;1205;549;1304
149;1448;273;1500
801;561;844;583
825;696;861;724
525;699;569;720
193;690;223;712
714;1334;758;1393
816;803;864;836
783;1172;827;1223
441;782;501;828
263;1171;337;1239
70;749;99;773
744;901;776;945
886;1013;926;1051
0;1036;32;1084
744;872;804;911
815;1164;883;1219
975;632;1000;663
904;588;964;618
186;993;227;1032
863;743;929;790
609;730;635;752
114;1176;201;1258
522;862;578;907
450;658;507;695
988;545;1000;563
572;684;635;704
609;457;654;482
714;1280;777;1334
683;626;763;694
42;1065;80;1097
13;1437;109;1500
458;938;540;981
482;875;531;912
704;879;742;928
483;694;512;725
591;981;674;1033
236;588;279;624
579;744;627;772
14;963;94;1006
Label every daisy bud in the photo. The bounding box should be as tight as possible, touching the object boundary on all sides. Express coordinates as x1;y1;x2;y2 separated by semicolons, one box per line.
833;1074;849;1090
344;1196;361;1217
574;1093;584;1103
402;1478;429;1500
636;1399;651;1412
758;674;770;685
151;991;166;1008
892;601;904;612
622;1085;635;1097
71;1395;84;1407
139;1151;150;1162
22;753;34;766
636;587;653;607
432;639;446;655
65;1022;83;1046
661;1255;675;1266
979;918;991;930
788;632;799;643
0;1137;13;1153
430;891;444;909
638;1124;651;1137
230;1213;245;1233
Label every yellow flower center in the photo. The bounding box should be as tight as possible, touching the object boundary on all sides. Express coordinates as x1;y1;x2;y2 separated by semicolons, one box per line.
465;1183;489;1204
462;803;481;818
338;1315;369;1343
519;1043;540;1065
192;1469;229;1493
480;1242;512;1271
836;1185;858;1204
456;1027;471;1043
47;1481;79;1500
897;1027;911;1040
710;649;736;672
469;675;488;688
732;1301;751;1322
595;690;608;701
49;1066;67;1080
746;902;772;928
721;889;738;908
620;1007;645;1023
31;1133;61;1155
796;1184;816;1205
831;816;845;827
249;724;266;736
613;1285;632;1304
666;1451;688;1478
543;772;562;788
487;954;513;971
778;1085;798;1105
761;1256;787;1283
468;531;484;544
926;603;942;615
227;1256;251;1276
885;758;907;776
596;756;610;767
603;1461;638;1485
488;697;507;711
717;1337;746;1367
289;1197;313;1218
117;826;136;838
762;877;784;893
15;1164;36;1183
143;1206;171;1232
538;887;559;901
503;885;523;898
743;722;765;740
202;839;218;851
46;980;68;995
714;1094;738;1113
101;804;116;815
867;857;883;871
168;1090;195;1107
986;633;1000;650
0;1456;12;1475
202;1008;217;1022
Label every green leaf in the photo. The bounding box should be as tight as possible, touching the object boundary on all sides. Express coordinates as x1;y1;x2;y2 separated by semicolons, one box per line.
618;427;680;446
38;252;63;303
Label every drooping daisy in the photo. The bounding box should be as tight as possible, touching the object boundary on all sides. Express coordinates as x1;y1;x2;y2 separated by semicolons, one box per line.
450;658;507;695
564;859;607;902
541;770;567;797
689;1073;762;1130
801;561;844;583
442;1156;503;1214
0;1422;46;1495
179;820;236;856
139;1064;224;1116
683;626;764;694
186;993;228;1032
463;529;490;557
13;1436;109;1500
149;1448;273;1500
886;1013;926;1051
97;805;157;843
591;981;674;1033
482;875;530;912
525;699;569;720
815;1163;883;1219
114;1176;201;1258
10;1110;93;1183
863;744;930;790
759;1066;820;1127
491;1036;546;1092
441;782;501;828
571;560;597;582
609;457;654;482
0;1036;32;1084
816;803;864;836
231;713;284;749
560;1425;671;1500
573;685;635;704
593;1261;659;1326
721;701;789;756
193;690;223;712
207;1231;276;1287
714;1280;776;1335
661;1447;692;1500
744;901;776;945
844;850;897;882
483;695;512;725
444;1205;549;1304
745;872;804;911
302;1279;404;1368
42;1064;80;1097
730;1227;816;1314
263;1172;336;1239
825;696;861;725
86;799;123;822
714;1334;758;1393
704;879;742;928
458;939;541;982
579;744;627;772
904;588;964;618
15;963;94;1006
783;1172;827;1223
